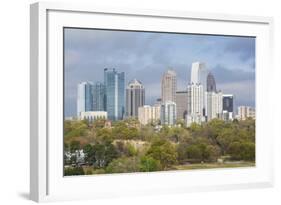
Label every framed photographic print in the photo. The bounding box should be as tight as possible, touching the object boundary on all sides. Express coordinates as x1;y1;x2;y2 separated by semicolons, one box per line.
30;2;274;202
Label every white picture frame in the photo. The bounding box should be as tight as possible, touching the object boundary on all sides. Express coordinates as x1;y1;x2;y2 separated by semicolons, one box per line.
30;2;274;202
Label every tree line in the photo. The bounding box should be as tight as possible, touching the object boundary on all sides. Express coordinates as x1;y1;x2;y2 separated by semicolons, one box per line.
64;118;255;175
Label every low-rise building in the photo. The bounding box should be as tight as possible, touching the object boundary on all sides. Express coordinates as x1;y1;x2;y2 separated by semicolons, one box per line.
237;106;255;120
79;111;107;122
186;113;205;127
160;101;177;126
138;105;160;125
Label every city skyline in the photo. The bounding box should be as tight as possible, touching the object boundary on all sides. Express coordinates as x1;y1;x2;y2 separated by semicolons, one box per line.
65;28;255;117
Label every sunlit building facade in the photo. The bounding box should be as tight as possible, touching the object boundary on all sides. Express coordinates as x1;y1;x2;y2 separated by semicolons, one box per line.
237;106;255;120
161;69;177;103
205;91;223;121
79;111;107;122
186;83;205;126
190;62;208;116
138;105;160;125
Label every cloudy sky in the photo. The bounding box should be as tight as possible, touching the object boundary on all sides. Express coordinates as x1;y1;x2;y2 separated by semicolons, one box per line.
64;28;255;117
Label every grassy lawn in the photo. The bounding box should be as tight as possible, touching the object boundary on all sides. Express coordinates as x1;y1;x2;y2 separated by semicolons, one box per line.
174;161;255;170
79;161;255;175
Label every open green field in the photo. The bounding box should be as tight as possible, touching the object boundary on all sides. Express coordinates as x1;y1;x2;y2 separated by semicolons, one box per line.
79;161;255;175
174;162;255;170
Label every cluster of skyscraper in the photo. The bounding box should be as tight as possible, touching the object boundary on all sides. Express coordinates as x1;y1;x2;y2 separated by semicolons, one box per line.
76;62;254;126
77;68;125;121
185;62;234;126
146;62;235;126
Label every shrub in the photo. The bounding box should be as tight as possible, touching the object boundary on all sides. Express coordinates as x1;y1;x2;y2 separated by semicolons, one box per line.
106;157;140;173
140;156;161;172
64;167;85;176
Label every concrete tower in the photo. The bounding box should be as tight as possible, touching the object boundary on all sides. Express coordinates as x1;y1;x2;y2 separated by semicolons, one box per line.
161;69;177;103
126;79;145;118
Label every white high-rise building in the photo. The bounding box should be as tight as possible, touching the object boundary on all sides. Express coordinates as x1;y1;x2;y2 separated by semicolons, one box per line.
205;91;223;121
160;101;177;126
187;83;204;116
77;82;93;117
161;69;177;103
190;62;208;116
237;106;255;120
138;105;160;125
191;62;208;89
186;83;205;126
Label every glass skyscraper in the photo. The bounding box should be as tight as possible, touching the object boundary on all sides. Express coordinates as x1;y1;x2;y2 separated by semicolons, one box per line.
222;94;234;120
207;72;217;92
77;82;93;117
104;68;125;121
92;82;105;111
223;95;234;113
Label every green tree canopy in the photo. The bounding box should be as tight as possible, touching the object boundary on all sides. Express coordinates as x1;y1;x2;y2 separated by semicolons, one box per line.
92;142;118;168
228;141;255;161
146;139;178;169
186;142;219;162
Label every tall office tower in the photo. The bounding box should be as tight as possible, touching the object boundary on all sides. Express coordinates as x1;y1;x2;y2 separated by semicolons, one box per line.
207;72;217;92
205;91;223;121
126;79;145;118
104;68;125;121
160;101;177;126
186;83;204;126
77;82;93;117
190;62;208;116
222;94;234;120
92;82;105;111
175;91;188;120
161;69;177;103
191;62;208;86
138;105;161;125
187;83;204;117
237;106;255;120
